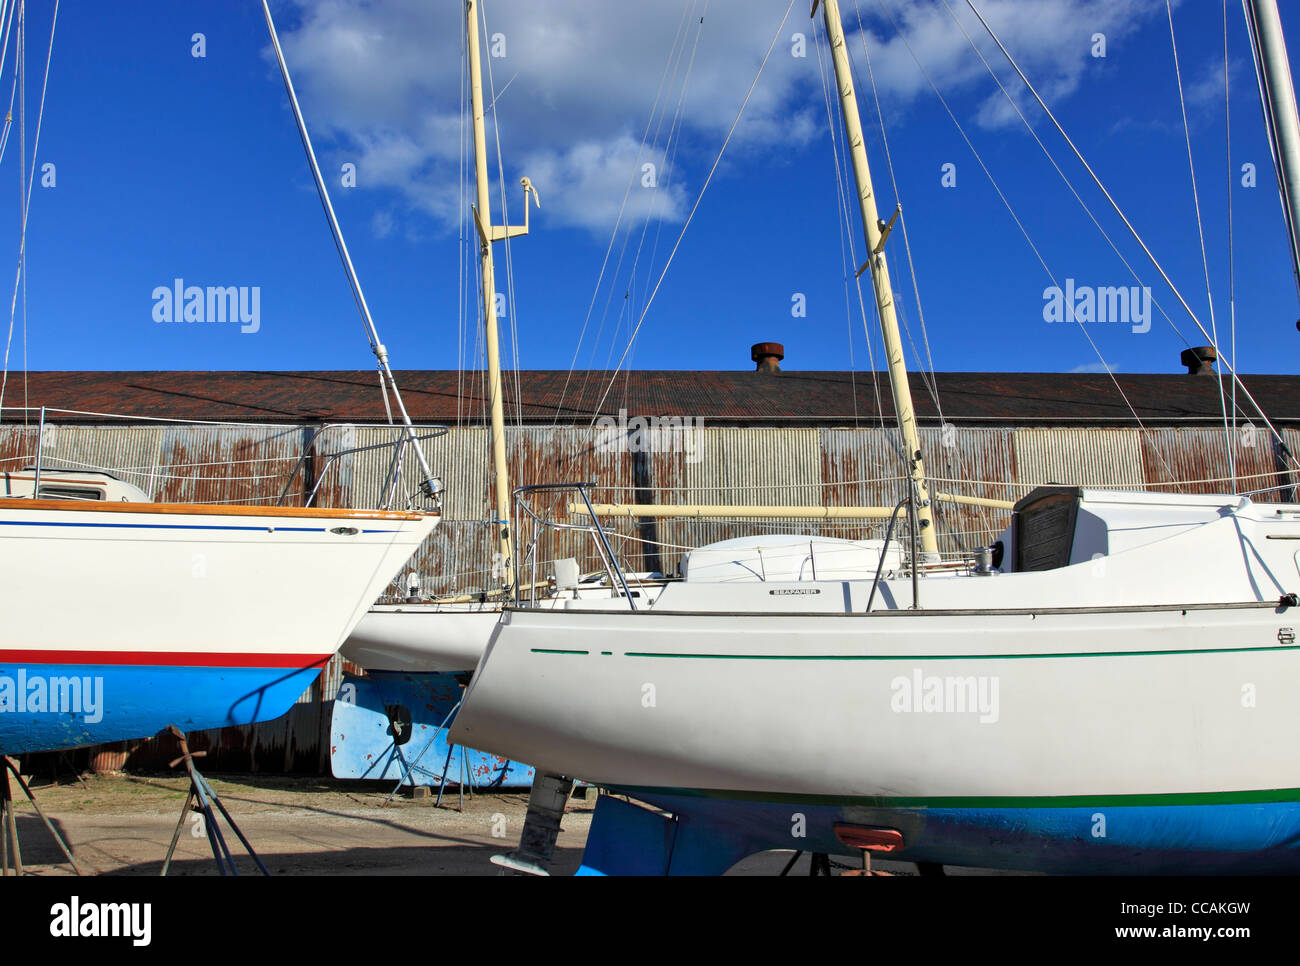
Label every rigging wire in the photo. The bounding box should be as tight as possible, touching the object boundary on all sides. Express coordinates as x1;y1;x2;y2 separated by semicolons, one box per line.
929;0;1184;491
934;0;1190;352
456;10;468;432
616;1;709;407
1244;0;1300;308
589;0;799;424
479;0;526;439
1;0;53;424
868;0;1184;503
15;0;22;418
1166;0;1234;487
812;11;899;498
582;3;699;412
0;0;20;167
1224;0;1240;474
854;1;994;543
260;0;438;497
964;0;1298;474
549;3;695;431
811;22;865;431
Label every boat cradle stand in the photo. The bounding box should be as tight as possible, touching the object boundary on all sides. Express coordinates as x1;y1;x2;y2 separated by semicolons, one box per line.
160;726;269;877
1;755;81;876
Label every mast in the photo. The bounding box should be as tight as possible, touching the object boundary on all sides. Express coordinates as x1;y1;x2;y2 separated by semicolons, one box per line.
818;0;938;557
467;0;537;588
1245;0;1300;305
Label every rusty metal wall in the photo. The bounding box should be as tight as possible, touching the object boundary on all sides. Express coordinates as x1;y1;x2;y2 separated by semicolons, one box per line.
0;422;312;505
1013;428;1146;489
11;417;1298;775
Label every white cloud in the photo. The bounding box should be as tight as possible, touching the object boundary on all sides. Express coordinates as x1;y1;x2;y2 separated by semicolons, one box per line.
272;0;1169;234
1069;361;1120;373
521;137;689;234
849;0;1171;129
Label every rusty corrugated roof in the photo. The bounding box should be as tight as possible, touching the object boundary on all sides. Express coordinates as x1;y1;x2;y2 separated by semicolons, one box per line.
6;369;1300;425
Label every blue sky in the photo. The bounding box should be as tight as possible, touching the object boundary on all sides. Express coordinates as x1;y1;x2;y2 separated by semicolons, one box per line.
3;0;1299;380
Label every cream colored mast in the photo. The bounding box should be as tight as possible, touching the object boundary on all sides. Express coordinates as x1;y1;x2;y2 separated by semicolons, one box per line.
467;0;538;588
818;0;938;555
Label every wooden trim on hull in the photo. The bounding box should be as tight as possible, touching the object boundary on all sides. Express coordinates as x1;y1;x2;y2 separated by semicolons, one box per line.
0;498;435;521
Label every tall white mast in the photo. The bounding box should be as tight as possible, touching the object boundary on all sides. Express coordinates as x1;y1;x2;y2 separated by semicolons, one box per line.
467;0;538;588
818;0;938;556
1245;0;1300;305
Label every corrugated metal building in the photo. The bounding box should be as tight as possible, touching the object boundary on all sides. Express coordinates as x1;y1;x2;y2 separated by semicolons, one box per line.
6;362;1298;773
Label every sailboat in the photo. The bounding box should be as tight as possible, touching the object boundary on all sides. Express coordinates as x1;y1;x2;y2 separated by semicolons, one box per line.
448;0;1300;874
0;4;442;757
329;0;669;790
335;0;657;682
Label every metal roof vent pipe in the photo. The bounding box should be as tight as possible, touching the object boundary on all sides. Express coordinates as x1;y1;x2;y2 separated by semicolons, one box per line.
1180;346;1218;376
752;342;784;373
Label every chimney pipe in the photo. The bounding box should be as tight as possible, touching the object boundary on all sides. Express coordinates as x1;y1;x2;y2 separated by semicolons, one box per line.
1180;346;1217;376
751;342;784;373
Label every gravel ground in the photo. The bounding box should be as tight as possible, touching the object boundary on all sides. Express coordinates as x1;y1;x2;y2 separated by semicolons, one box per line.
4;771;1009;876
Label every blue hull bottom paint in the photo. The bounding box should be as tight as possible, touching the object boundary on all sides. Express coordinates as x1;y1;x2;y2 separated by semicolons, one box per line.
329;672;535;788
577;790;1300;875
0;662;324;754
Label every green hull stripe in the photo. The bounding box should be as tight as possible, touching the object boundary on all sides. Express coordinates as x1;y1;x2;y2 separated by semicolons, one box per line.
614;784;1300;808
529;648;589;655
615;644;1299;661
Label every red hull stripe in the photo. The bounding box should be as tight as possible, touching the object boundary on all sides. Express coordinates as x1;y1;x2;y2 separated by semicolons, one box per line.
0;650;333;668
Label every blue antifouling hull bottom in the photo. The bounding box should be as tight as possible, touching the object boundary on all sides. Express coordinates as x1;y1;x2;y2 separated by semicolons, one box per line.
577;789;1300;875
0;661;324;755
329;671;535;788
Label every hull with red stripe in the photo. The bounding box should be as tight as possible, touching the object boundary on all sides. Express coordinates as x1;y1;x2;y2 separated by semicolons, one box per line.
0;500;440;753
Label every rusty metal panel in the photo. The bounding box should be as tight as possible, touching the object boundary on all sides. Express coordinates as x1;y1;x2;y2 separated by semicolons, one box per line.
682;428;823;502
1013;428;1145;489
0;421;311;505
0;424;165;492
817;427;909;546
1138;427;1275;497
1269;428;1300;503
643;428;824;574
0;422;45;476
919;427;1019;557
325;425;493;596
152;424;309;505
319;424;645;596
512;426;641;584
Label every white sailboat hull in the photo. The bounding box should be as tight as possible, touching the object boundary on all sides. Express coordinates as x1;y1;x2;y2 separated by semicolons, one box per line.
342;605;501;673
0;499;439;753
341;578;664;673
451;493;1300;871
454;603;1297;801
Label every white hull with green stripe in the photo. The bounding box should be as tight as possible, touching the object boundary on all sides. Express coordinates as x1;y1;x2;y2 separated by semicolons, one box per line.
452;489;1300;872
